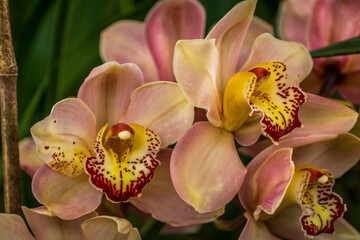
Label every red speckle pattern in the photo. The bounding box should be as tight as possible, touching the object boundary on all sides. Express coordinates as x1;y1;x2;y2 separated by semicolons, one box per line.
85;123;161;202
248;62;306;143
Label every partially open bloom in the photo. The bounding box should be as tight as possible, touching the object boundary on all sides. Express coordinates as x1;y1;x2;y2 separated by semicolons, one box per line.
30;62;194;218
238;133;360;239
0;207;140;240
279;0;360;103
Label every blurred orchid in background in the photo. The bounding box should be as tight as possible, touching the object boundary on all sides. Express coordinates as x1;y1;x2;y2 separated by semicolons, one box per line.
0;207;140;240
279;0;360;103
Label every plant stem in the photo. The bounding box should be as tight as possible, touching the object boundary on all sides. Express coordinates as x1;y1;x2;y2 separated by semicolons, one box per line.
0;0;21;215
318;67;341;97
140;218;166;240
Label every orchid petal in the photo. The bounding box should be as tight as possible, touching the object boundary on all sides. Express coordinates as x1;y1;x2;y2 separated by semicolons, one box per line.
85;123;160;202
78;62;144;130
338;72;360;104
241;33;313;86
31;98;96;176
290;93;358;138
100;21;158;83
173;39;222;127
239;212;280;240
81;216;140;240
170;121;246;213
292;133;360;178
130;149;224;226
278;0;315;46
248;62;306;143
237;16;274;70
19;137;44;177
206;0;256;96
145;0;205;82
32;164;102;220
122;82;194;147
267;204;360;240
233;116;262;146
0;213;34;240
239;148;294;218
22;206;97;240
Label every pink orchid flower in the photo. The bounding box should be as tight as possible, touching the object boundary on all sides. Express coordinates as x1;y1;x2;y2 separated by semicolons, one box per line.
27;61;222;226
279;0;360;103
100;0;205;83
239;133;360;239
170;0;359;214
0;207;140;240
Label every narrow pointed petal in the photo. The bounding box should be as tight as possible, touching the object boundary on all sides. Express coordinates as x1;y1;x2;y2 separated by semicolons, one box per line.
239;212;280;240
278;0;315;45
122;82;194;147
32;164;102;219
85;123;160;202
293;133;360;178
338;72;360;104
78;62;144;130
100;21;158;83
170;122;247;213
237;16;274;69
22;206;97;240
290;93;358;138
241;33;313;86
248;62;306;143
31;98;96;176
239;148;294;218
206;0;256;96
145;0;205;82
19;137;44;177
81;216;141;240
130;149;224;226
0;213;34;240
173;39;222;127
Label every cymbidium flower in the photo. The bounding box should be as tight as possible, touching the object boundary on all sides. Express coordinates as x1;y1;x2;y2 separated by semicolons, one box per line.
0;207;140;240
238;133;360;239
30;61;194;218
278;0;360;103
170;0;357;214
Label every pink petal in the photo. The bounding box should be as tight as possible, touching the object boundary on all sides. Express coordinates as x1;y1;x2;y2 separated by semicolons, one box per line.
100;21;158;83
289;93;358;138
239;212;280;240
170;121;247;213
239;148;294;217
122;82;194;148
233;116;262;146
0;213;34;240
338;72;360;104
206;0;256;96
145;0;205;82
278;0;315;46
19;137;44;177
32;164;102;220
78;62;144;130
240;33;313;86
30;98;96;176
130;149;224;226
237;16;274;70
22;206;97;240
81;216;141;240
173;39;222;127
316;218;360;240
292;133;360;178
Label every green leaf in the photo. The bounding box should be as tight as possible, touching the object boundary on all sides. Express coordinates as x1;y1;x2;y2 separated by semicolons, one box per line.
310;36;360;58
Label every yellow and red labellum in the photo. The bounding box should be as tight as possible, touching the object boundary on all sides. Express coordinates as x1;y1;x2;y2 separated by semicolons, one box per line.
248;62;306;144
85;123;161;202
287;165;346;237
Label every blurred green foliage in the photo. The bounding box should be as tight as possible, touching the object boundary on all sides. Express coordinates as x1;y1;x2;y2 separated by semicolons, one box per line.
1;0;359;239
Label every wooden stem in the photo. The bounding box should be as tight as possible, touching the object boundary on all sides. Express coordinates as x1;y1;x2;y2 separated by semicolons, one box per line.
0;0;21;215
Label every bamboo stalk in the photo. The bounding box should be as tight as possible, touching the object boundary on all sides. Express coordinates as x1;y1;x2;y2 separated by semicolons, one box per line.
0;0;21;215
